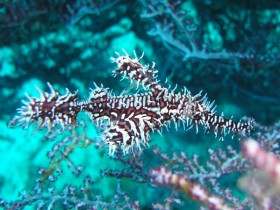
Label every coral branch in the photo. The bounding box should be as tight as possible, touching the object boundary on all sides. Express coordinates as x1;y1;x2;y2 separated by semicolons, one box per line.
242;139;280;182
240;138;280;209
150;166;234;210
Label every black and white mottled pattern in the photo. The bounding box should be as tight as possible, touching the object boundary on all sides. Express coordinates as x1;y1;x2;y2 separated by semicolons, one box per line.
10;50;254;156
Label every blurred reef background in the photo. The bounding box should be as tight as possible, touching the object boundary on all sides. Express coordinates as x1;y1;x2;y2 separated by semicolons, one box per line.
0;0;279;209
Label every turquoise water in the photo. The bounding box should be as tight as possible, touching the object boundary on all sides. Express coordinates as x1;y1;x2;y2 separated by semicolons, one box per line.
0;1;279;209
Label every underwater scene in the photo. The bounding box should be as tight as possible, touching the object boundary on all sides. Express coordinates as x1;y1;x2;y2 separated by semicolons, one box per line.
0;0;280;209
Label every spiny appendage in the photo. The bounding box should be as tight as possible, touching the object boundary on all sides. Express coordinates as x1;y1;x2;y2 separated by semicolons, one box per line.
86;82;111;121
87;86;155;155
103;117;151;156
9;82;81;131
191;94;254;137
111;49;160;90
